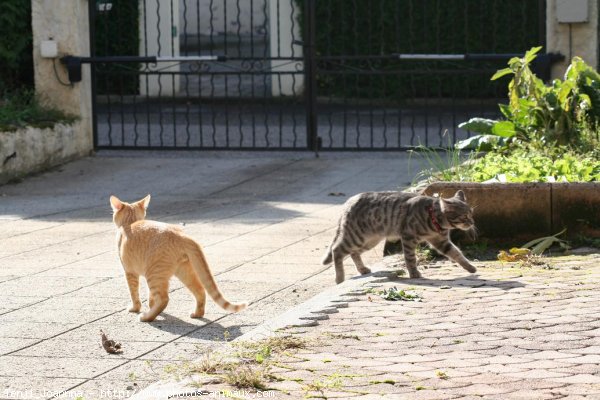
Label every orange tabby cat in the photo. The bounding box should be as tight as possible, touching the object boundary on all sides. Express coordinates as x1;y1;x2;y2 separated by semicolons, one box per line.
110;195;247;322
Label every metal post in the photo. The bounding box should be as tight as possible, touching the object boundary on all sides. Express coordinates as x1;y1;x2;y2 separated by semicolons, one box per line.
304;0;319;153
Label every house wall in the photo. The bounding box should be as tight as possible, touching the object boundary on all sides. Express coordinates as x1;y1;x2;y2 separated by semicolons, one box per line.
547;0;599;78
179;0;268;36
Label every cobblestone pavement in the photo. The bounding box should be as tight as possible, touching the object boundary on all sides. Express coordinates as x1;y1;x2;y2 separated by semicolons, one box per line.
167;253;600;399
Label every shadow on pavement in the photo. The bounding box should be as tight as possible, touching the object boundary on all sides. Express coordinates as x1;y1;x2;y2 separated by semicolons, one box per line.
146;313;245;341
356;270;526;291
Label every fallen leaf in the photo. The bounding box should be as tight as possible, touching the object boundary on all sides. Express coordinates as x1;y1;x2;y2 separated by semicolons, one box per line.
100;330;123;354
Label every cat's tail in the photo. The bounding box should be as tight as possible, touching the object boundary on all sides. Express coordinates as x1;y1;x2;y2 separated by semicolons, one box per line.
187;240;247;313
322;223;342;265
322;245;333;265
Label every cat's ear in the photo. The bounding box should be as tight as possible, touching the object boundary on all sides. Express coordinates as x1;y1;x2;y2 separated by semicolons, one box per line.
110;195;123;212
139;194;151;210
454;190;466;202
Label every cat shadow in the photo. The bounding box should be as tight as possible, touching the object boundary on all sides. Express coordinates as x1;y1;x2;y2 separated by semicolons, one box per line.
364;270;526;291
145;313;244;341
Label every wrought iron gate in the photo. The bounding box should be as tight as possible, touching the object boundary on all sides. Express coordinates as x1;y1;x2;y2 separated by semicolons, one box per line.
88;0;552;151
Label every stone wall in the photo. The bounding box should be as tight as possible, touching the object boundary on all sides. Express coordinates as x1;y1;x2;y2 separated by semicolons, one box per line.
0;121;88;185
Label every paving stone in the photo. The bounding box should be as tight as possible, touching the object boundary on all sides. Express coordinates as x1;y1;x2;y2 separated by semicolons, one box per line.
553;374;600;384
13;338;165;360
0;355;125;379
502;369;570;379
521;350;583;360
0;377;86;400
0;338;39;355
0;321;79;340
0;306;114;324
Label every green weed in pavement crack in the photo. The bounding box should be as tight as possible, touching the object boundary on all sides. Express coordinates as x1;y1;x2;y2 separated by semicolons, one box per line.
367;287;422;302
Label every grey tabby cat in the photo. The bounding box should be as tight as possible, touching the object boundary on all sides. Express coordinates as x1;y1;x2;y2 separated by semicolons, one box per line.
322;190;477;283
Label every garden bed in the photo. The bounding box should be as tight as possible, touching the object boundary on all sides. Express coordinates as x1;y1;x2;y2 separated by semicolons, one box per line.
0;121;90;185
424;182;600;241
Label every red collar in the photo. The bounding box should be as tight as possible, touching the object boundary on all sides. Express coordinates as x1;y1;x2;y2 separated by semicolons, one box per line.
427;205;443;233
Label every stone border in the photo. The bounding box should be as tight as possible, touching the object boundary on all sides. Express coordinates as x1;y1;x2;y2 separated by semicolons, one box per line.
0;121;89;185
424;182;600;240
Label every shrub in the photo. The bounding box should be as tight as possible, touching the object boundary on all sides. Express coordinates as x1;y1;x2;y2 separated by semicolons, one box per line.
0;0;34;92
459;47;600;150
296;0;543;101
94;0;140;94
0;90;76;131
469;147;600;183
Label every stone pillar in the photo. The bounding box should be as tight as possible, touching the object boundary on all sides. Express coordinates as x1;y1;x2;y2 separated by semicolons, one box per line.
31;0;93;155
547;0;599;79
269;0;304;96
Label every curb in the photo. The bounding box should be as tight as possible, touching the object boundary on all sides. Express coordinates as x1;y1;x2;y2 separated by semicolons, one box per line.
235;269;394;342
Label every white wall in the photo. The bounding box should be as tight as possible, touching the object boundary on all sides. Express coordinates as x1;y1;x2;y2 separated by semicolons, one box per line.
547;0;599;78
179;0;268;36
139;0;181;96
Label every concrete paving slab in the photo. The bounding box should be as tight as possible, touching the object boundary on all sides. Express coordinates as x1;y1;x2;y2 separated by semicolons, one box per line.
0;377;86;400
0;338;39;355
0;306;114;324
0;321;79;340
0;355;125;379
0;150;445;398
13;337;166;361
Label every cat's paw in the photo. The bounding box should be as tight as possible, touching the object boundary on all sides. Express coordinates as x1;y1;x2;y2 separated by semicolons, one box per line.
128;303;141;313
139;313;156;322
408;269;422;279
463;264;477;273
190;311;205;319
358;267;371;275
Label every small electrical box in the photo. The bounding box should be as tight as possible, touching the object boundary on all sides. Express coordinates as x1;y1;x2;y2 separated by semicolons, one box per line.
557;0;589;23
41;40;58;58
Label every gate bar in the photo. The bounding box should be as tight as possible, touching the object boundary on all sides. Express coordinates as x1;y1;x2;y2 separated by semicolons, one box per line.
60;55;226;83
394;53;522;60
317;52;563;81
318;53;563;61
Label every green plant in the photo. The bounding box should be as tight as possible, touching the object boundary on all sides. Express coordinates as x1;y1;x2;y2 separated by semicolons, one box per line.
296;0;542;101
368;287;422;302
572;235;600;248
467;147;600;183
94;0;140;94
521;229;570;255
410;137;479;185
460;47;600;150
436;370;449;380
0;0;33;92
370;379;396;385
0;90;76;131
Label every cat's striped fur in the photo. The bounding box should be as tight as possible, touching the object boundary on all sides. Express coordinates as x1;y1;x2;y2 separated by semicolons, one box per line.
322;190;477;283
